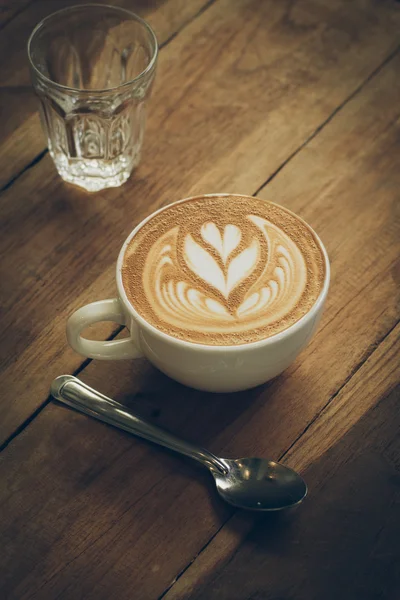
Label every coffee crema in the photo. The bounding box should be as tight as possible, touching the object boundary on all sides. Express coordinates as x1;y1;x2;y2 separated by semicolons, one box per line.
122;195;326;345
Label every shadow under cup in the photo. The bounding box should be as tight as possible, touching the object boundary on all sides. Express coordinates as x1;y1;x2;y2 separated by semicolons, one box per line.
28;4;158;192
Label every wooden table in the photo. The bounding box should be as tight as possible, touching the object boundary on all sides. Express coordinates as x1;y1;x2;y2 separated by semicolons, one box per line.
1;1;399;598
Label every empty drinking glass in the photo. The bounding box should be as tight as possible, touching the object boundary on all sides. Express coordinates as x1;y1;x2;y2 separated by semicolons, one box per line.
28;4;158;192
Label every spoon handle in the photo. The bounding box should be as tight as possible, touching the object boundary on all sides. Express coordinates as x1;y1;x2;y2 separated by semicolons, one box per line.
51;375;227;474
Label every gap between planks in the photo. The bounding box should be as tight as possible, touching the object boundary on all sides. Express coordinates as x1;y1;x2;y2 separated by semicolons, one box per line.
0;148;47;193
0;325;124;452
279;318;400;463
0;0;35;33
254;42;400;196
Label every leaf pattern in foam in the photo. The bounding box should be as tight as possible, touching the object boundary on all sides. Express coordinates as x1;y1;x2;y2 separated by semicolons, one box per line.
201;223;241;263
226;239;259;295
222;225;242;262
184;233;226;295
184;233;260;298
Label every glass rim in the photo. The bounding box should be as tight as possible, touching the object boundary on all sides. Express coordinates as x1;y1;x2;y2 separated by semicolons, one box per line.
27;3;158;94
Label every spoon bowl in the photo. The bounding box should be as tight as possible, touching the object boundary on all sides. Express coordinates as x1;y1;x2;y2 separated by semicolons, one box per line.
213;457;307;511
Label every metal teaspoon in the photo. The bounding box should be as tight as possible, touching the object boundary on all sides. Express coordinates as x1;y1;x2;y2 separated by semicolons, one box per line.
51;375;307;511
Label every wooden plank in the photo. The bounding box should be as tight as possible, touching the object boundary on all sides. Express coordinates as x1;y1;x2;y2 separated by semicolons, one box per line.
1;0;400;443
284;323;400;471
0;0;212;187
0;0;33;29
164;384;400;600
0;48;399;599
163;324;400;600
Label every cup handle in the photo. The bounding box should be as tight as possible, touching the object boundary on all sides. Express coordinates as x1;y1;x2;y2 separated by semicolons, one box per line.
66;298;143;360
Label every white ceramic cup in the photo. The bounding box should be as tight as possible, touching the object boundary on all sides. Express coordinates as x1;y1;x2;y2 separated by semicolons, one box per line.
67;196;330;393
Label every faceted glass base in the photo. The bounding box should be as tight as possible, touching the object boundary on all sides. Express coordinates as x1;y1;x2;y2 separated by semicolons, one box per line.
52;151;139;192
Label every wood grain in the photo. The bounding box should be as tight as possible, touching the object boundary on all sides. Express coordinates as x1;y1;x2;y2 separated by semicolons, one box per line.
0;47;399;598
1;0;400;444
284;322;400;471
0;0;212;187
163;325;400;599
0;0;33;29
165;385;400;600
1;1;399;597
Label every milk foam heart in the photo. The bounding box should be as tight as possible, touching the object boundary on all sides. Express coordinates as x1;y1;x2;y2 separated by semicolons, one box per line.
122;195;325;345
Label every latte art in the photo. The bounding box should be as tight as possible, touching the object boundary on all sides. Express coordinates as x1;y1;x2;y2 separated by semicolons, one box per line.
148;217;306;327
122;195;326;345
